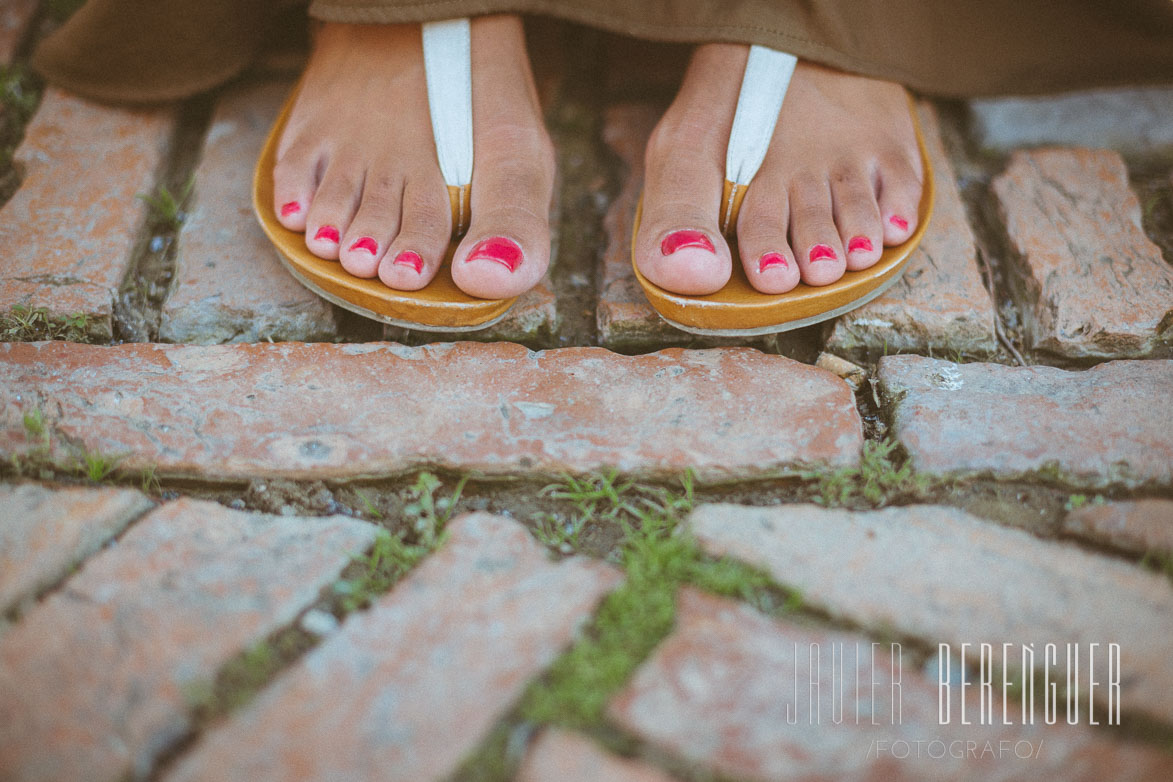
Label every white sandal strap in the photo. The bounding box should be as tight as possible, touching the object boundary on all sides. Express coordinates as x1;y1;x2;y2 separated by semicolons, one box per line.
725;45;797;187
422;18;474;189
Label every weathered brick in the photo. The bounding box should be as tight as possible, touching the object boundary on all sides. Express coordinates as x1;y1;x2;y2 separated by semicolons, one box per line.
971;87;1173;157
0;0;36;63
611;589;1173;782
0;498;376;782
826;103;997;358
596;104;773;351
0;341;862;482
166;513;621;782
0;483;151;614
1062;499;1173;557
687;503;1173;725
518;729;681;782
159;81;337;343
0;89;175;339
992;148;1173;359
877;355;1173;488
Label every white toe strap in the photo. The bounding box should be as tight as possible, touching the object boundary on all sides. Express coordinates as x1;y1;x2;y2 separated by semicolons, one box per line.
721;45;798;233
422;18;473;234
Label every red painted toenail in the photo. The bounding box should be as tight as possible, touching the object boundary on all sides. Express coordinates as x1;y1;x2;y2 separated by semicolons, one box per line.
848;236;873;254
465;237;522;272
889;215;909;231
314;226;340;243
393;251;424;273
758;252;789;272
349;237;378;255
809;244;838;262
661;230;715;256
280;201;301;217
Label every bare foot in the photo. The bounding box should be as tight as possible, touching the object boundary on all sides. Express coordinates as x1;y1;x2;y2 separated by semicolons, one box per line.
636;46;923;295
272;17;554;300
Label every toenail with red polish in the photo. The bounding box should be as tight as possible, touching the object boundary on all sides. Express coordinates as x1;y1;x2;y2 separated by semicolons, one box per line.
349;237;378;255
758;252;789;272
809;244;838;262
280;201;301;217
314;226;340;243
889;215;909;231
393;251;424;273
848;236;873;253
465;237;523;272
661;230;715;256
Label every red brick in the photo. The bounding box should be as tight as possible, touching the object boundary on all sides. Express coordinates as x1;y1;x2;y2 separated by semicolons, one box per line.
1062;499;1173;557
0;341;862;482
687;503;1173;725
160;81;337;343
167;513;621;782
826;103;997;358
0;89;176;338
0;483;151;614
518;729;681;782
992;148;1173;359
0;0;36;63
0;499;377;782
610;589;1173;782
878;355;1173;488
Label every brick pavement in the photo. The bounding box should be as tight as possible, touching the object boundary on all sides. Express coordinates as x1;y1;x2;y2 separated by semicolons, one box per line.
1;13;1171;781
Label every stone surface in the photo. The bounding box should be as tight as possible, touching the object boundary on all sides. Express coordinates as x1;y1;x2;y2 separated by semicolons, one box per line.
0;89;175;339
878;355;1173;487
0;341;862;482
166;513;621;782
0;0;36;63
611;589;1173;782
0;498;377;782
1062;499;1173;557
826;103;997;358
517;729;681;782
687;503;1173;725
992;148;1173;359
596;104;772;351
971;87;1173;156
159;81;336;343
0;483;152;614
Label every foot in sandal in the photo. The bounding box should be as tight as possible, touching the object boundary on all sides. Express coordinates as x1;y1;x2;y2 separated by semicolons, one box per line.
635;45;924;296
272;16;554;300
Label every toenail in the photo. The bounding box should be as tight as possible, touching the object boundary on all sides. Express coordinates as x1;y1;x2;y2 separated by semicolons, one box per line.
661;230;715;256
349;237;378;255
758;252;789;272
314;226;340;243
280;201;301;217
848;236;873;254
889;215;909;231
393;251;424;273
465;237;522;273
809;244;838;262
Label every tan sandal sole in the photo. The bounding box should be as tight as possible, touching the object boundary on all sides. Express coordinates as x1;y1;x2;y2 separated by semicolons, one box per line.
252;87;517;331
632;93;935;336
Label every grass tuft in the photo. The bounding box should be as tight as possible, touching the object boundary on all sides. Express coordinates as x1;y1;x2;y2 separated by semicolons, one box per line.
137;175;195;230
1;305;92;342
803;437;928;508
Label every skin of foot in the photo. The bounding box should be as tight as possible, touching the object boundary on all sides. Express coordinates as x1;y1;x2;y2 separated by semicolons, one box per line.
636;45;924;296
272;17;554;300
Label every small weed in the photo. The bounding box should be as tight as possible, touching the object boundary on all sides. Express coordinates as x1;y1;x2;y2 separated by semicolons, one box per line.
1;305;91;342
403;471;468;547
22;408;46;441
76;449;121;483
1064;494;1105;512
353;489;384;520
138;175;195;230
532;512;588;553
1140;550;1173;584
0;65;39;123
139;465;161;495
803;438;928;508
